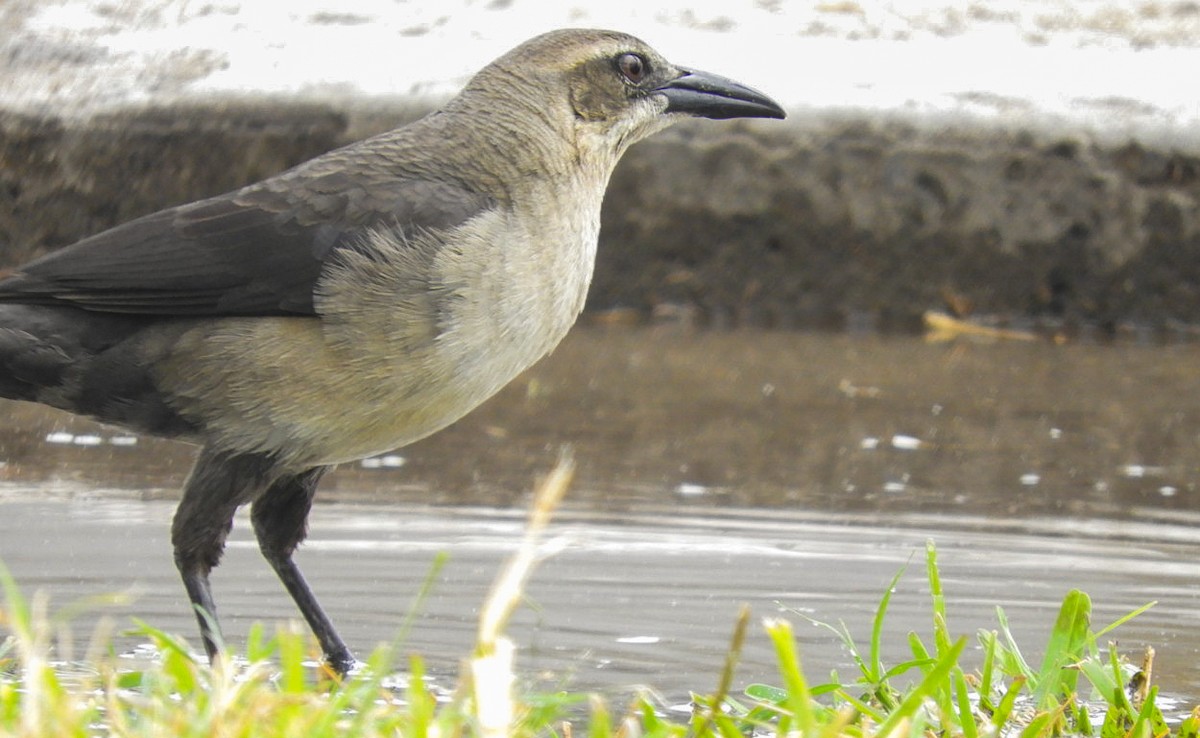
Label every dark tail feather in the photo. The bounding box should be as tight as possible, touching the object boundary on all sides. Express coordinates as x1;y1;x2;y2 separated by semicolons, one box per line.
0;304;87;402
0;304;196;438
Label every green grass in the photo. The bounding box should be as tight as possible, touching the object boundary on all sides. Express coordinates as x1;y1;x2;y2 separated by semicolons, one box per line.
1;461;1197;737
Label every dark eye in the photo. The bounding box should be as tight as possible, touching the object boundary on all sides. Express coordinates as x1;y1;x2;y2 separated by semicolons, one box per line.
616;53;647;84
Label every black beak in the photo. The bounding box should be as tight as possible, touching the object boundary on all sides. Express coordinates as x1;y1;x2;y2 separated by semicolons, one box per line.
655;67;786;120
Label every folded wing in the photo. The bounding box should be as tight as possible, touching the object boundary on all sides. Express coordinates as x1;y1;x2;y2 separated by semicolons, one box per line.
0;166;493;317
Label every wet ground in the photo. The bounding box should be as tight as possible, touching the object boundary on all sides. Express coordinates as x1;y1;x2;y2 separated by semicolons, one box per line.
1;325;1198;703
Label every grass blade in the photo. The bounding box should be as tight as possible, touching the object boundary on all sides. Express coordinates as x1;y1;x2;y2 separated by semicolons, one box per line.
874;636;966;738
870;560;910;684
764;618;817;737
1033;589;1091;708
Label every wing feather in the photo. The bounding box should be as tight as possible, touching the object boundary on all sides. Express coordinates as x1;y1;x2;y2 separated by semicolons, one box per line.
0;165;492;317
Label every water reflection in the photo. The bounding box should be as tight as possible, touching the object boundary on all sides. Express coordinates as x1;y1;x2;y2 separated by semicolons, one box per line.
0;326;1197;700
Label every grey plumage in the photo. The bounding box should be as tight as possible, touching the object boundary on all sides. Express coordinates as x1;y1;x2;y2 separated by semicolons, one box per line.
0;28;784;674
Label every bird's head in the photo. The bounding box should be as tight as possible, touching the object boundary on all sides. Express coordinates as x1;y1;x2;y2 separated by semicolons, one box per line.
457;29;785;175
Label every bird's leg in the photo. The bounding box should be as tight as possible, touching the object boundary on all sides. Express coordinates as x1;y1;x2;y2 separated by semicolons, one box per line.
250;466;355;675
172;447;274;666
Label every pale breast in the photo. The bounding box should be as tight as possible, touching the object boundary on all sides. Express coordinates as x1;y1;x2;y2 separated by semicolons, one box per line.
152;177;605;467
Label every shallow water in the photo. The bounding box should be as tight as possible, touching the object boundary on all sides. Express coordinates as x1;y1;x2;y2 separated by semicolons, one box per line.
1;325;1198;702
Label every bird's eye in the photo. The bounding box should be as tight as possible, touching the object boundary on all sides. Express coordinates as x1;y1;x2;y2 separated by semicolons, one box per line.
616;53;647;84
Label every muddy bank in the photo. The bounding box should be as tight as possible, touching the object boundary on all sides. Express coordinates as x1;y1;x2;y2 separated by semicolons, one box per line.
2;103;1198;332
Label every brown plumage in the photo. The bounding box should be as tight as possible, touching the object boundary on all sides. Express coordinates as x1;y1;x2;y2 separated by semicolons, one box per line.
0;28;784;674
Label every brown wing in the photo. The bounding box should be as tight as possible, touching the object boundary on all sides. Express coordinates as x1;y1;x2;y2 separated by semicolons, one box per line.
0;166;492;317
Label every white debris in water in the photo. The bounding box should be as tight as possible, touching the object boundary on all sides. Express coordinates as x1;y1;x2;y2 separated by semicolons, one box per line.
891;434;923;451
1020;473;1041;486
856;432;933;452
616;635;661;644
119;642;163;660
675;483;708;497
1120;464;1166;478
838;379;882;399
1159;486;1178;497
45;431;130;446
1049;427;1063;439
883;480;908;493
360;454;405;469
761;383;775;397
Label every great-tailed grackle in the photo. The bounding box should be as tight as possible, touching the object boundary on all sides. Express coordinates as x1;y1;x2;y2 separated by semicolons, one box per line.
0;28;785;674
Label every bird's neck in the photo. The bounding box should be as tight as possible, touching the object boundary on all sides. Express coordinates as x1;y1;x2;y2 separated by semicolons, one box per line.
427;80;622;202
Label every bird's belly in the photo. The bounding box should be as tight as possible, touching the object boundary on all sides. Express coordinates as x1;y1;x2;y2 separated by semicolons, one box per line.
153;310;572;468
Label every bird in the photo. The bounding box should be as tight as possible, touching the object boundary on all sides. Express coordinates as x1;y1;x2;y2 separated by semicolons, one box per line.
0;28;785;675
